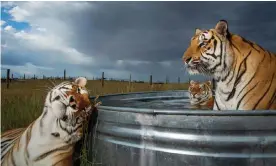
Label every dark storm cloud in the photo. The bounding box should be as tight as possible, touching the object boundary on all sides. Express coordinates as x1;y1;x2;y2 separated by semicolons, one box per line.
65;1;275;81
1;52;42;66
233;2;276;52
68;1;249;61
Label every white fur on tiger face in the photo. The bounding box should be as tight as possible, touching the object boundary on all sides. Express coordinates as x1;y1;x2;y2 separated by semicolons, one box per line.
42;80;92;144
183;26;234;82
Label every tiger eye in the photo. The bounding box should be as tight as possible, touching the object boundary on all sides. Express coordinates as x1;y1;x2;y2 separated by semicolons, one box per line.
69;96;75;102
51;132;60;137
71;104;77;109
62;115;68;121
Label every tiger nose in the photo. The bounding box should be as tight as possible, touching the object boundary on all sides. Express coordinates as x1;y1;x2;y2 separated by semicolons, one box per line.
183;57;192;64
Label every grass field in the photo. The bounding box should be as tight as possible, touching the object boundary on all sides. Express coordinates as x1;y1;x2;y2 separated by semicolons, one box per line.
1;79;189;133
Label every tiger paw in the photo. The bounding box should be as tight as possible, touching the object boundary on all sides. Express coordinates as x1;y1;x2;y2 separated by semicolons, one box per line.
93;95;102;109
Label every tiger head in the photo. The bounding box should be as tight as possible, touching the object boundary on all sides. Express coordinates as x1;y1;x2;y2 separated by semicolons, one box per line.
43;77;95;144
182;20;234;79
188;80;213;105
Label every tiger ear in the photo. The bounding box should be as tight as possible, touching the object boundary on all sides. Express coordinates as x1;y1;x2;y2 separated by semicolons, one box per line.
190;80;196;85
75;77;87;87
195;28;202;35
206;80;212;87
215;20;228;36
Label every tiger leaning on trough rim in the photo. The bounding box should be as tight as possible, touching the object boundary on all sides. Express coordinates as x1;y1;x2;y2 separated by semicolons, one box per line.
182;20;276;110
1;77;101;166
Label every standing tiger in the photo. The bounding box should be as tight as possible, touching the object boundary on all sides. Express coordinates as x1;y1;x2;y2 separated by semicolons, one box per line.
182;20;276;110
188;80;214;109
1;77;100;166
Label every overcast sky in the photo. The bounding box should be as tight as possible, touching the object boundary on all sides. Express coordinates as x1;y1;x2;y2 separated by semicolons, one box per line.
1;1;276;82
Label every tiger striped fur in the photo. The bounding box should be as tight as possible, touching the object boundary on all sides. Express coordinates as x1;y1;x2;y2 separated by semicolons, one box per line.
182;20;276;110
1;77;98;166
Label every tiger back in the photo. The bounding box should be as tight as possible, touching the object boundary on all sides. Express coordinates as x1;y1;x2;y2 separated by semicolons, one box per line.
188;80;214;109
1;77;99;166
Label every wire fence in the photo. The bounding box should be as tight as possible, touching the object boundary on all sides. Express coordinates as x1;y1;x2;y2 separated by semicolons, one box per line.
1;69;187;89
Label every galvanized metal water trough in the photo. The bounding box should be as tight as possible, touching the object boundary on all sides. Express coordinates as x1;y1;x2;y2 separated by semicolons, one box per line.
83;90;276;166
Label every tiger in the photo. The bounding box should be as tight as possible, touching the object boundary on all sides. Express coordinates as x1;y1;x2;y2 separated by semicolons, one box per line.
188;80;214;109
1;77;101;166
182;20;276;110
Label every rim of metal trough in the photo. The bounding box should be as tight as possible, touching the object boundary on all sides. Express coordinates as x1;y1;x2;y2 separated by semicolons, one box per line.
90;90;276;116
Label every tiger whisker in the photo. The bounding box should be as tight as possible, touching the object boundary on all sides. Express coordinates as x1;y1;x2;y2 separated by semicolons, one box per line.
34;89;50;93
36;85;54;92
47;80;57;87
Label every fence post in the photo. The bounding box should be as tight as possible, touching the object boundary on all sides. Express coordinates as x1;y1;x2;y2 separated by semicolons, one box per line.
149;75;152;85
166;75;169;84
101;72;104;87
33;74;36;80
23;74;25;80
129;74;132;85
128;74;132;92
64;69;66;80
178;77;180;84
6;69;10;89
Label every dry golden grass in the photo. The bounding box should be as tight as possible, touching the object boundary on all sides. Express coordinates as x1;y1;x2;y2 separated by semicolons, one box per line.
1;79;188;132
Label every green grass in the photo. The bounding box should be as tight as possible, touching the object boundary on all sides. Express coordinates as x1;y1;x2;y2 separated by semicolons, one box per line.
1;79;188;132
